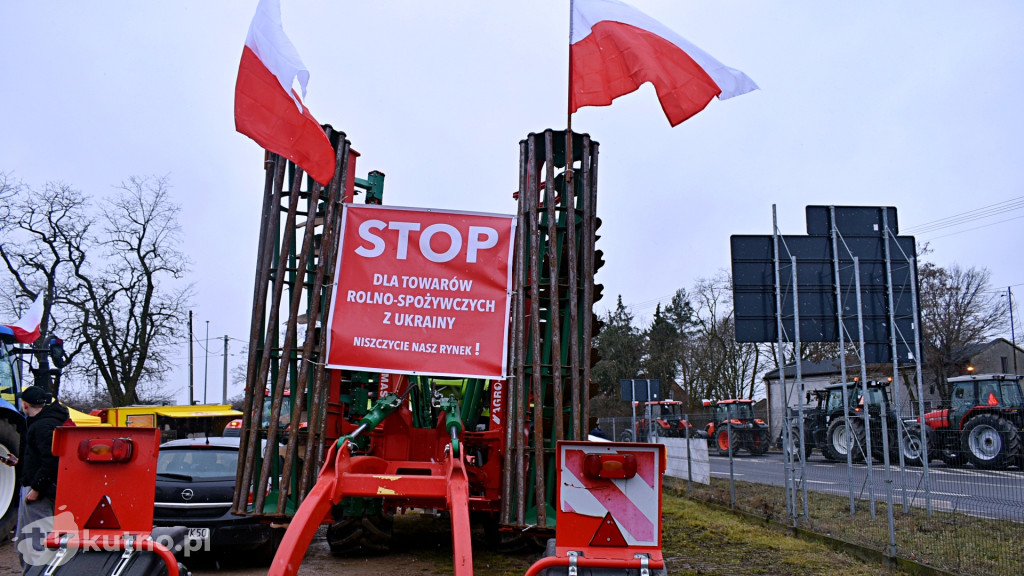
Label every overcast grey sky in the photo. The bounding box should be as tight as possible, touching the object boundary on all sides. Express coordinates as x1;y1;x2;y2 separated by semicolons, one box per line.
3;1;1022;404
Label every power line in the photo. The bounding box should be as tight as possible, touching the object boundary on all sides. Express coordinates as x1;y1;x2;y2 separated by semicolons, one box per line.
902;196;1024;236
921;214;1024;241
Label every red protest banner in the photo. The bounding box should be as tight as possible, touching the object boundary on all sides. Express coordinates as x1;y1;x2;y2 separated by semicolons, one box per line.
325;204;516;379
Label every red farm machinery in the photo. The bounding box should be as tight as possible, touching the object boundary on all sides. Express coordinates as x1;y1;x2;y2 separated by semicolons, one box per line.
229;128;668;576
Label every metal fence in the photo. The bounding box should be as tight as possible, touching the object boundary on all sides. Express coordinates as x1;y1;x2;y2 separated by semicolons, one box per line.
601;405;1024;576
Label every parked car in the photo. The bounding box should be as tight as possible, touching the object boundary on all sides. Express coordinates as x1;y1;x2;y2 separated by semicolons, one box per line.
222;418;242;437
154;436;281;564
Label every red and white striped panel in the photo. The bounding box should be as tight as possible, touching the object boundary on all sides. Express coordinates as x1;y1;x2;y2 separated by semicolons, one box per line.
558;442;662;547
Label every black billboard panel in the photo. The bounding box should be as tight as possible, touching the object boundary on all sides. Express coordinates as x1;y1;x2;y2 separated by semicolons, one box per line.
729;206;919;365
806;206;899;237
619;379;662;402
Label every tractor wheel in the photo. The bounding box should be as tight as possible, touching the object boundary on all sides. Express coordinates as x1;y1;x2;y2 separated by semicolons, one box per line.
716;429;735;457
0;419;20;545
749;429;771;455
823;418;852;462
618;429;634;443
326;511;394;556
899;423;930;466
786;426;813;460
961;414;1021;470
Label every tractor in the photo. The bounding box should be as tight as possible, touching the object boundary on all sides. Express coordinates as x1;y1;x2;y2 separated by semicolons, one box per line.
784;380;929;466
703;399;771;456
619;400;699;442
920;373;1023;469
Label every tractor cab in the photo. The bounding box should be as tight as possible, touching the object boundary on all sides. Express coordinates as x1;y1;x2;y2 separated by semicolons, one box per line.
946;374;1023;428
714;398;755;424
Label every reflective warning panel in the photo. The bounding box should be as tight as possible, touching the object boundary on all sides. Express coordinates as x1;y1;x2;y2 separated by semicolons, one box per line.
556;441;665;550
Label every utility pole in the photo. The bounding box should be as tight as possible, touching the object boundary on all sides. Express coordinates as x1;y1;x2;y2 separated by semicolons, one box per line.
188;311;194;405
1009;287;1018;375
203;320;210;404
223;335;229;404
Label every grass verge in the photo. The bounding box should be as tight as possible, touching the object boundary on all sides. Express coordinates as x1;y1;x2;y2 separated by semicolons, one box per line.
671;475;1022;576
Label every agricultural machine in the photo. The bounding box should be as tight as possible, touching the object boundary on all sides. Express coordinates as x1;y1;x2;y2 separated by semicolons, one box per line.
785;380;928;466
920;373;1023;469
702;399;771;456
229;128;667;576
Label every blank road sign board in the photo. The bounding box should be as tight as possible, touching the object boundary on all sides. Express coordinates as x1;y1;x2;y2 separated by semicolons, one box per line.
730;206;919;364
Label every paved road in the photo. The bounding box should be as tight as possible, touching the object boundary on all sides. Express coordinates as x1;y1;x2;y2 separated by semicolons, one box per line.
707;451;1024;522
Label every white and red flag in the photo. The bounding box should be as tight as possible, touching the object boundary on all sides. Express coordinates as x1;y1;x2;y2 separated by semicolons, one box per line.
234;0;336;185
2;292;44;344
570;0;758;126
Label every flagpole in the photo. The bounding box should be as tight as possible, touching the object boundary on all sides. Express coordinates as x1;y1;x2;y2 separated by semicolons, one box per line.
566;0;575;201
567;0;574;134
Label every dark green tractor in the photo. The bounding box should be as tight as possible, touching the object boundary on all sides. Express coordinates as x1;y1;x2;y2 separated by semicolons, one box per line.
786;381;928;466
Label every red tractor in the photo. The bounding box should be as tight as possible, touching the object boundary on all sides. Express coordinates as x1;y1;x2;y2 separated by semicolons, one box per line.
920;373;1023;469
703;399;771;456
619;400;699;442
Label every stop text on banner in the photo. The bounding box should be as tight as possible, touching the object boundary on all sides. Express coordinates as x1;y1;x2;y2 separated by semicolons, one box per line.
325;204;516;379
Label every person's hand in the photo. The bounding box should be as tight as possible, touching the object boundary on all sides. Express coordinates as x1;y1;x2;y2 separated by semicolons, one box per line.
0;453;16;466
25;489;39;502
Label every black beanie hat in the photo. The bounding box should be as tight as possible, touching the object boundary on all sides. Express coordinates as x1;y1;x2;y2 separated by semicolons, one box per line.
22;385;52;406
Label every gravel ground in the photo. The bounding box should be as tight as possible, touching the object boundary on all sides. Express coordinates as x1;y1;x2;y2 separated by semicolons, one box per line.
1;514;522;576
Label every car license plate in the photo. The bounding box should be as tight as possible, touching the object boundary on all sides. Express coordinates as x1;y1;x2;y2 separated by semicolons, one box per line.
186;528;209;542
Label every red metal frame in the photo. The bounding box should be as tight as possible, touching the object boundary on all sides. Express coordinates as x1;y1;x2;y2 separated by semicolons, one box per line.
45;427;178;575
270;436;475;576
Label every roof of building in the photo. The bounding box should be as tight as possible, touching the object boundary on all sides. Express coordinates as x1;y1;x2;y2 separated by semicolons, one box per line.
764;338;1022;382
952;337;1022;363
762;359;843;381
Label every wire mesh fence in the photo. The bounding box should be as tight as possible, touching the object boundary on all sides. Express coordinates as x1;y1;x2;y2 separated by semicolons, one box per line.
601;401;1024;576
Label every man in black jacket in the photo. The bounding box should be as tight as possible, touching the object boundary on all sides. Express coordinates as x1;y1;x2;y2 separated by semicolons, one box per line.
14;385;69;572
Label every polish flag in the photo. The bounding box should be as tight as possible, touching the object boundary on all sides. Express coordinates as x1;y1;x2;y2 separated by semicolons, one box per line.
570;0;758;126
2;292;44;344
235;0;336;186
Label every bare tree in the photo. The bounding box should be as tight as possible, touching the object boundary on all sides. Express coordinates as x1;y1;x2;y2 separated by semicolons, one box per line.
0;173;93;395
66;176;193;405
681;272;765;402
1;174;192;405
919;262;1007;399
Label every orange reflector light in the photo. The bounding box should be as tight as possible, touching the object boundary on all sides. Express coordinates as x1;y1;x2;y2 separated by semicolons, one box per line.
226;419;242;429
583;453;637;479
78;438;134;463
